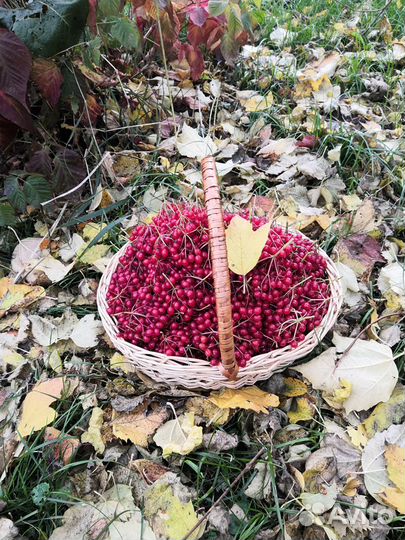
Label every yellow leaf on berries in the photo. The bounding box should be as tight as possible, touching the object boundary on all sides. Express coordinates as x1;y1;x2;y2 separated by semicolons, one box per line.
225;216;271;276
385;445;405;492
18;378;66;437
209;386;279;414
0;278;45;319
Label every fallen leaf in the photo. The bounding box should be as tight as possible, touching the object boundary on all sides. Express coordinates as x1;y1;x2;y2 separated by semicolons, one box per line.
44;427;80;465
31;58;63;107
225;216;271;276
385;444;405;492
0;278;45;318
335;262;361;307
49;484;157;540
361;384;405;438
335;234;384;278
18;378;66;437
144;473;204;540
70;314;103;347
362;424;405;512
244;462;272;500
393;39;405;61
153;412;203;457
351;199;377;233
237;90;273;112
176;124;217;159
281;377;308;397
295;335;398;413
185;396;231;425
258;138;297;159
110;352;136;374
377;262;405;308
81;407;105;454
301;484;338;514
288;397;315;423
133;459;170;484
209;386;279;413
203;431;239;452
112;403;167;447
381;486;405;513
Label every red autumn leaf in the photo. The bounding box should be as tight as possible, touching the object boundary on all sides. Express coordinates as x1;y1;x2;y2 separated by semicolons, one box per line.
87;0;98;34
297;135;319;149
188;6;208;27
0;29;32;106
0;91;34;132
26;147;53;178
31;58;64;108
81;94;103;126
0;116;18;150
188;17;223;52
178;43;205;80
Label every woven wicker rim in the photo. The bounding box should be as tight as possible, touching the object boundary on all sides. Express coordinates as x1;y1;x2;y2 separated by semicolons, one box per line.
97;158;343;389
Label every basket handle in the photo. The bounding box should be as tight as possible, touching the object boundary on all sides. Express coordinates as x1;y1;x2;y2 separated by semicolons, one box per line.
201;156;238;380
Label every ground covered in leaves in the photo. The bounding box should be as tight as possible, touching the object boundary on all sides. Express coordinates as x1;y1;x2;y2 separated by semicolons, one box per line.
1;0;405;539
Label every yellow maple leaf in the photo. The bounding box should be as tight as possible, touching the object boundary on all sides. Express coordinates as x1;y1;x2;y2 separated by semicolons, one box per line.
225;216;271;276
18;378;66;438
385;445;405;493
208;386;279;414
112;404;167;447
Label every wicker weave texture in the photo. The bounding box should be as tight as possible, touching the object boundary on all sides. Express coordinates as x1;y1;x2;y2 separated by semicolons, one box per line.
97;236;343;389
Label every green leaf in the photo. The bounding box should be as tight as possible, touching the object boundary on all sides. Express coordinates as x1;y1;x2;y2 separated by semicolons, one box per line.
0;0;89;57
4;176;26;212
31;482;50;506
109;16;141;51
0;203;17;226
23;175;53;207
208;0;229;16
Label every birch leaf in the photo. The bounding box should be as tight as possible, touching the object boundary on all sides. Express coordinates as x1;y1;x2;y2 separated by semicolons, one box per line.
225;216;271;275
153;413;203;457
209;386;279;413
18;378;66;437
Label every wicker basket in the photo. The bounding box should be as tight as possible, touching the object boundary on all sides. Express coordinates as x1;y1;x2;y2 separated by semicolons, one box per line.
97;156;343;389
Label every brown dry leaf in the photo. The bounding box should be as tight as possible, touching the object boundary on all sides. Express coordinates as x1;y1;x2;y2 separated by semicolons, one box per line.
257;138;297;159
287;397;315;423
351;199;378;233
342;476;362;497
18;378;66;438
44;427;80;465
111;403;168;447
209;386;279;414
385;445;405;492
133;459;170;485
225;216;271;276
185;396;231;426
0;278;45;319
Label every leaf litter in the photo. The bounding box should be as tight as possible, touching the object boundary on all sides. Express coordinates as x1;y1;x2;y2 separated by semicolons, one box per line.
1;2;405;540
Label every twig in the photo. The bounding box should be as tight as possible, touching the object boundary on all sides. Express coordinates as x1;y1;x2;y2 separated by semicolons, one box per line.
181;446;267;540
41;154;108;206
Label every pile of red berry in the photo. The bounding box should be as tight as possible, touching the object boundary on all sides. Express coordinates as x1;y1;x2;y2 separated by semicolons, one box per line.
106;205;330;368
